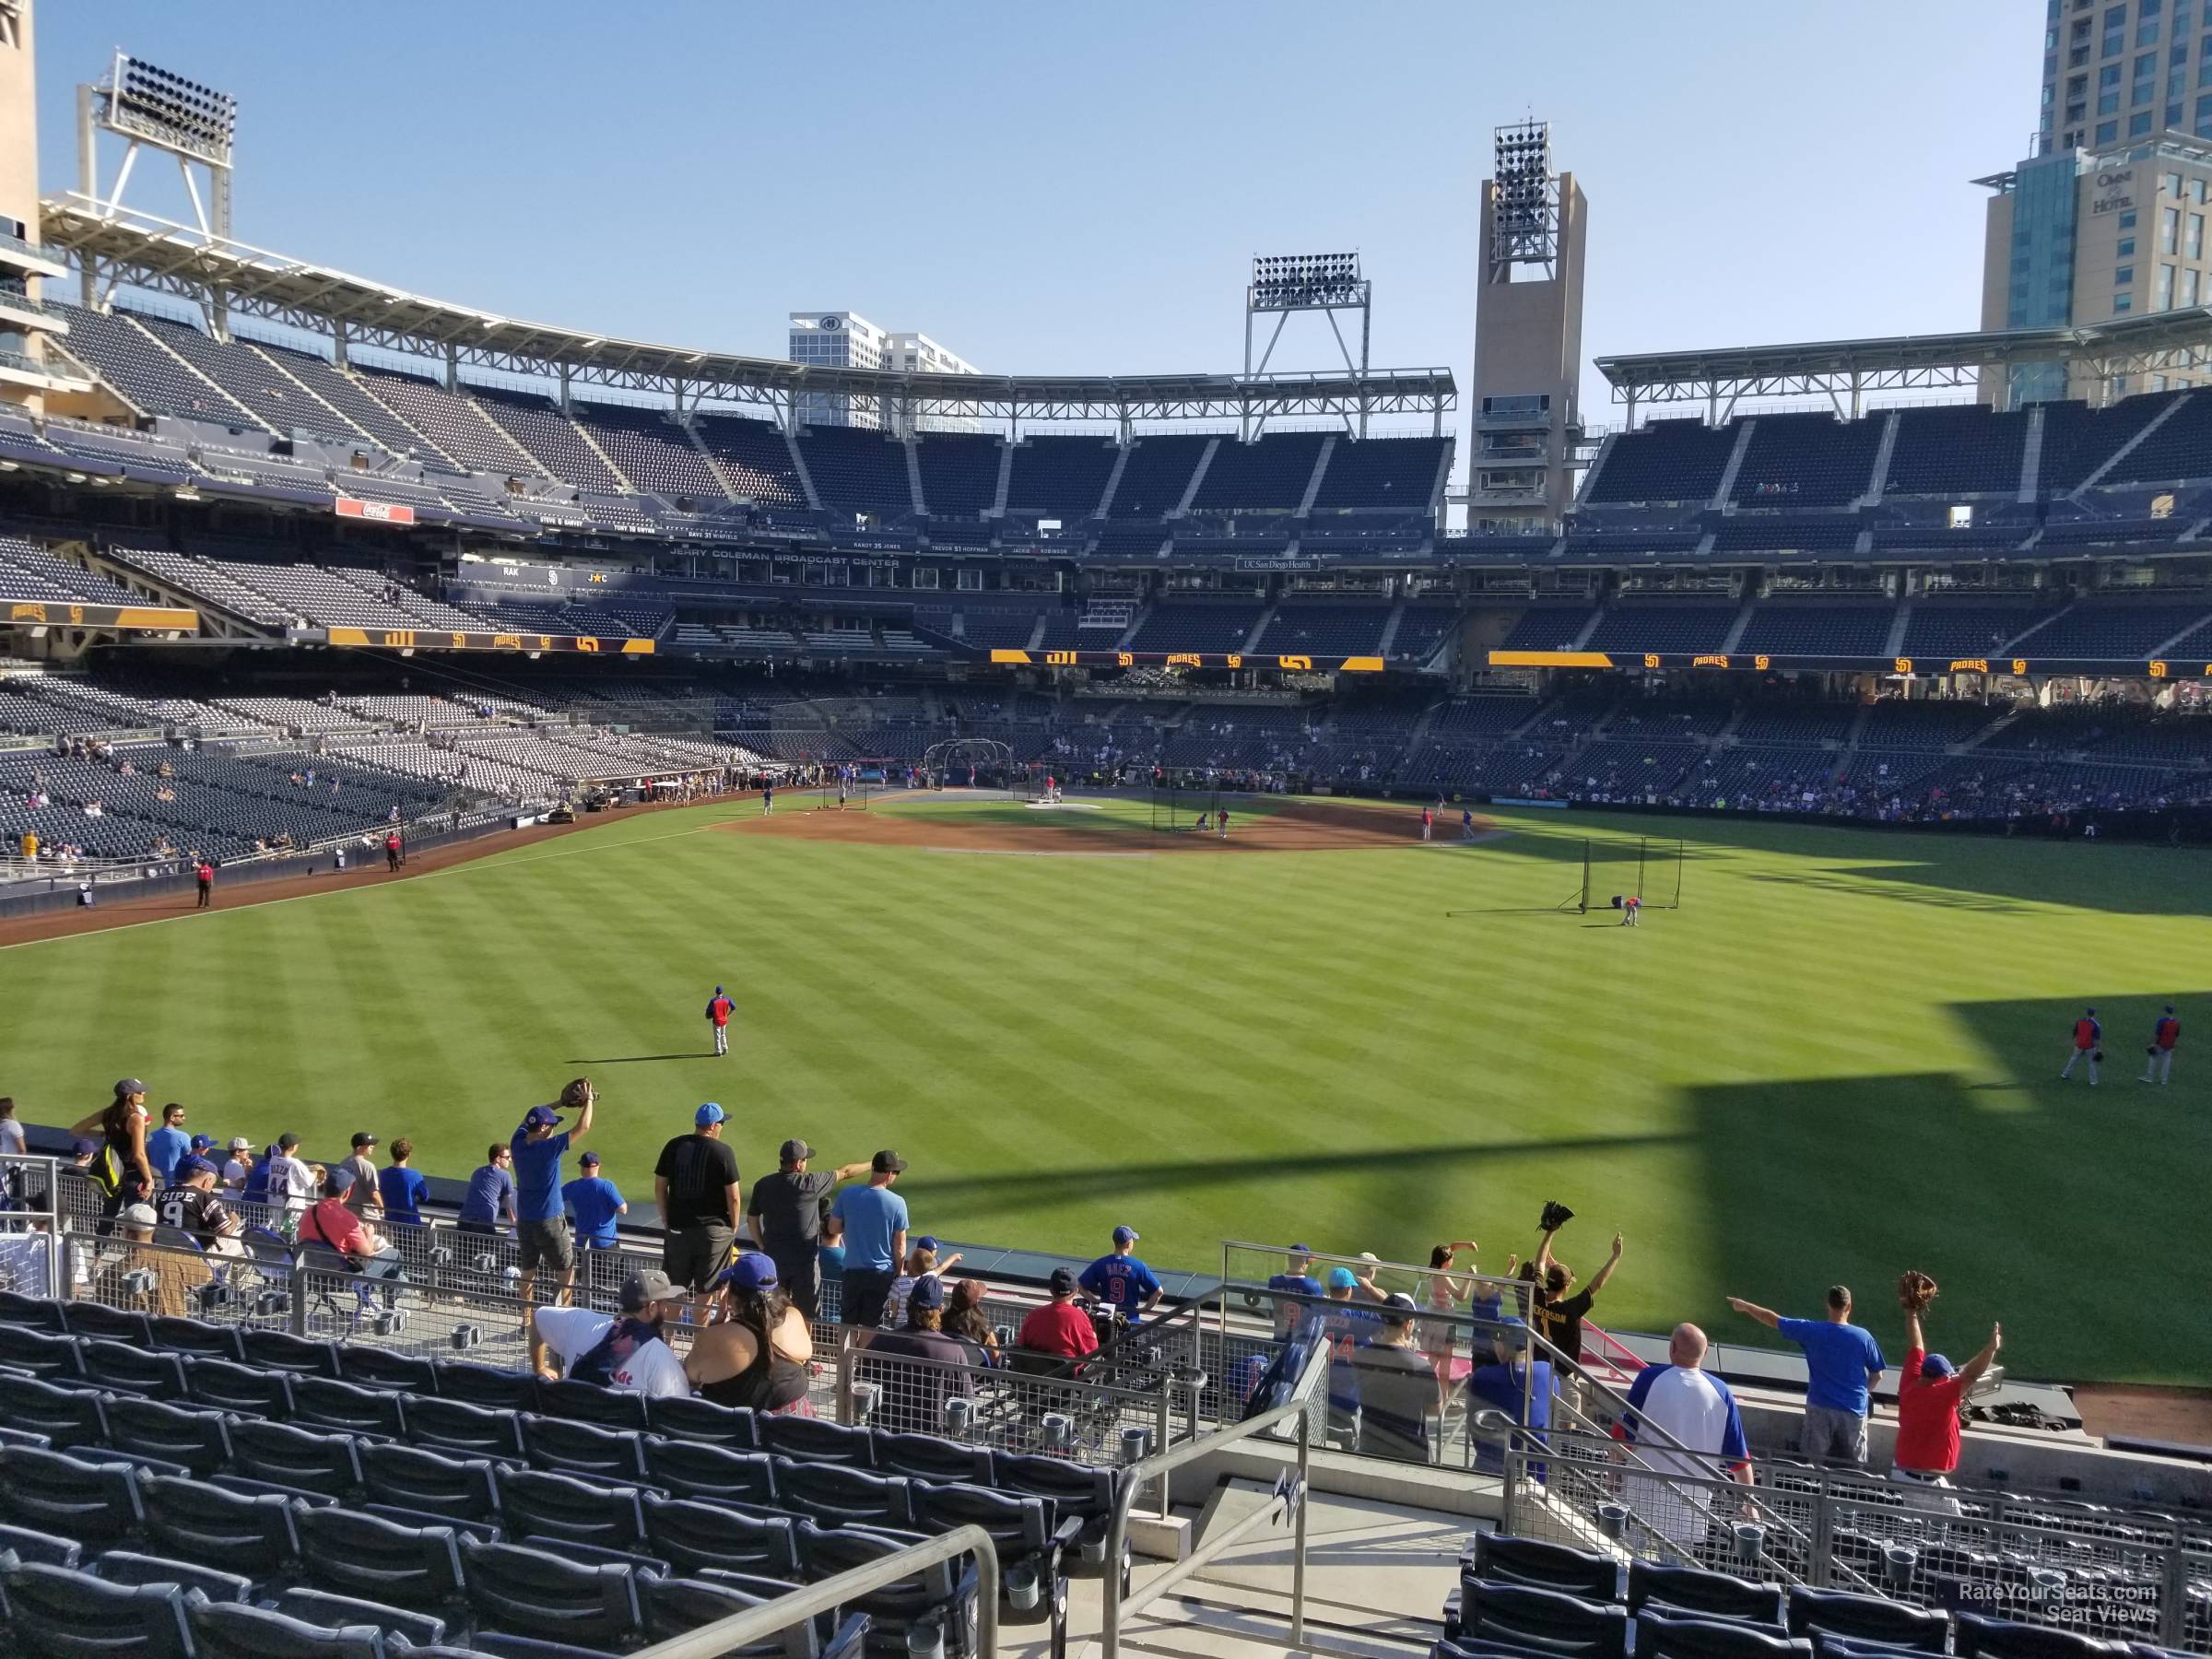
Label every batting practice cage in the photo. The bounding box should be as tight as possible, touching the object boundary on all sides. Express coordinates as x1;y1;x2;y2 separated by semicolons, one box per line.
921;737;1016;794
1148;778;1223;833
1569;836;1685;913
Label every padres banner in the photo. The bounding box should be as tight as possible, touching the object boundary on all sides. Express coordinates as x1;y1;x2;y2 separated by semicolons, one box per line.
5;600;199;632
325;628;656;654
990;648;1383;672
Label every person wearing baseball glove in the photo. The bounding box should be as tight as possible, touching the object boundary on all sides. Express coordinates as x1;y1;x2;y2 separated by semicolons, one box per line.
1892;1269;2001;1512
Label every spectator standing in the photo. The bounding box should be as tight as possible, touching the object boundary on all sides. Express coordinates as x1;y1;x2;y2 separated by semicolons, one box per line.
825;1151;909;1334
158;1156;245;1257
1418;1242;1481;1408
1078;1225;1163;1321
0;1097;22;1159
1892;1272;2000;1512
459;1144;516;1236
1464;1330;1555;1474
341;1133;382;1220
220;1137;254;1197
194;860;214;909
71;1077;154;1218
1017;1267;1100;1359
265;1133;318;1216
655;1101;742;1325
564;1150;628;1300
512;1081;594;1317
1265;1244;1324;1339
378;1138;429;1227
529;1267;689;1395
746;1138;870;1321
1347;1294;1437;1464
1726;1286;1886;1466
144;1104;191;1189
1529;1220;1626;1417
1617;1324;1754;1547
685;1253;814;1414
297;1168;406;1293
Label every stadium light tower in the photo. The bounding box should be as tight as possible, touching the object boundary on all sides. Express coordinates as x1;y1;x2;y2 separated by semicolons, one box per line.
75;51;238;321
1463;120;1587;534
1242;251;1371;437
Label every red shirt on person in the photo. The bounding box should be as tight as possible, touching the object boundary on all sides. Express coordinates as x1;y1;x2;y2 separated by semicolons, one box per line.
1018;1300;1100;1359
1892;1347;1965;1473
300;1198;373;1261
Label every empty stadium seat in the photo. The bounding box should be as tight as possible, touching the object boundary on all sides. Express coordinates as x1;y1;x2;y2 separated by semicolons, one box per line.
293;1376;406;1439
76;1340;186;1400
185;1597;393;1659
402;1394;526;1461
141;1475;300;1575
645;1394;760;1447
0;1557;194;1658
335;1347;437;1396
272;1587;448;1653
0;1520;80;1569
2;1377;108;1453
519;1414;645;1481
225;1416;363;1500
1639;1610;1815;1659
536;1376;650;1431
495;1467;649;1554
795;1524;982;1658
0;1445;144;1544
1630;1561;1788;1625
351;1442;495;1529
771;1457;914;1530
184;1355;298;1419
241;1329;343;1378
874;1430;995;1485
1955;1616;2124;1659
1786;1587;1950;1651
431;1360;539;1413
640;1491;803;1579
641;1435;779;1505
96;1548;254;1603
0;1288;69;1332
102;1396;232;1478
60;1302;153;1347
297;1503;466;1613
147;1315;245;1361
1471;1533;1620;1600
1453;1580;1630;1659
458;1537;641;1649
759;1413;875;1467
1;1326;87;1383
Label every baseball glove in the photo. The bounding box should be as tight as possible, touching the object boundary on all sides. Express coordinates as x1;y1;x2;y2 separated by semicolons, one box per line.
1898;1269;1939;1314
2093;1049;2105;1064
559;1077;594;1110
1539;1200;1575;1233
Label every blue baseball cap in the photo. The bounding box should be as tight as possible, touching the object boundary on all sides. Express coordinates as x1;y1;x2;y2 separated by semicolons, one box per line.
1921;1354;1957;1380
188;1135;216;1153
1288;1243;1312;1255
521;1105;560;1132
324;1166;355;1194
579;1150;601;1168
696;1102;725;1126
913;1235;941;1253
1112;1225;1139;1245
1327;1266;1359;1290
719;1253;779;1291
177;1155;217;1179
71;1138;98;1158
909;1277;947;1311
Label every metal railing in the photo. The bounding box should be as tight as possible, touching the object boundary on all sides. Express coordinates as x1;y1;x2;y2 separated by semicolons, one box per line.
1099;1334;1331;1659
0;1156;63;1300
631;1524;999;1658
1498;1430;2212;1652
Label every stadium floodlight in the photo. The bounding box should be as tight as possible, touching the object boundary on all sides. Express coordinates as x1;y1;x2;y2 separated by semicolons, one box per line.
1243;251;1374;436
1490;120;1559;272
102;53;237;170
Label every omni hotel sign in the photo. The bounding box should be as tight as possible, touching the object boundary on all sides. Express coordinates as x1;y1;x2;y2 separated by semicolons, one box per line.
2091;167;2136;217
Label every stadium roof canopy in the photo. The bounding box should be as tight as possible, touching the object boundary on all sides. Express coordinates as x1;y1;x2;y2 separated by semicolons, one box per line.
41;195;1456;428
1594;311;2212;418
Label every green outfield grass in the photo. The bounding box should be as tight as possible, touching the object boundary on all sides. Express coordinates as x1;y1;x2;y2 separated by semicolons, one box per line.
2;794;2204;1384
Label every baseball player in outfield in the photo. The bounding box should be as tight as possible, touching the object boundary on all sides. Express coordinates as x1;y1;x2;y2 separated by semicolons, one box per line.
2060;1007;2101;1084
705;985;735;1058
2140;1005;2180;1085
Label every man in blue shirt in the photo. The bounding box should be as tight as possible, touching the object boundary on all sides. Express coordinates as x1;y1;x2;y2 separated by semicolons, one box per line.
1265;1243;1325;1338
459;1145;515;1235
564;1150;628;1299
1079;1225;1164;1321
378;1137;429;1227
1726;1285;1886;1467
512;1079;595;1317
145;1103;192;1188
826;1150;909;1334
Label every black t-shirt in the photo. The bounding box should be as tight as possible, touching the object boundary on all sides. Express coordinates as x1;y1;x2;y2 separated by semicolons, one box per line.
654;1133;739;1231
747;1170;837;1256
1536;1288;1596;1363
158;1183;233;1243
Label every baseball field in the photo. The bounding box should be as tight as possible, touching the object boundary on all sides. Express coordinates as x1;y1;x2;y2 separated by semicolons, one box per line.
1;791;2203;1385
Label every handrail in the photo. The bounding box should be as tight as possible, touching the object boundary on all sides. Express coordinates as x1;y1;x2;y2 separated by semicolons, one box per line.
1099;1335;1329;1659
629;1523;999;1659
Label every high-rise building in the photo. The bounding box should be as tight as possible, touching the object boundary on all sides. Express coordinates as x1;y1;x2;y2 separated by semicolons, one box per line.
1466;121;1586;532
1984;1;2212;405
2040;0;2212;158
787;311;979;433
0;0;80;415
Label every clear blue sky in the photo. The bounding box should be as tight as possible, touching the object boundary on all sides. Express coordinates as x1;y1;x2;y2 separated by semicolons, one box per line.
33;2;2039;426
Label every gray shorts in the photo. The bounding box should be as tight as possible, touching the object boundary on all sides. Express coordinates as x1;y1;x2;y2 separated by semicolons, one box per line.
1800;1403;1869;1466
517;1218;574;1275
